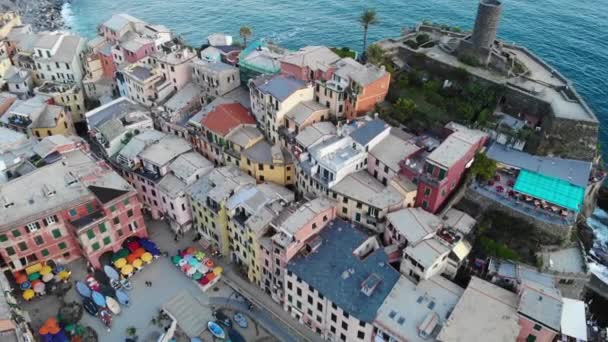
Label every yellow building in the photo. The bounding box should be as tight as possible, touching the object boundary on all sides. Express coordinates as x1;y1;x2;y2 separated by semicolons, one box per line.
31;104;75;139
35;82;86;123
1;97;74;139
188;166;255;256
240;140;296;187
223;124;264;167
0;55;12;79
0;12;22;39
225;183;294;285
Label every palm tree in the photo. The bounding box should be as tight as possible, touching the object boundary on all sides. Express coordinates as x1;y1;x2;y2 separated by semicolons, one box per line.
359;9;378;61
239;26;252;49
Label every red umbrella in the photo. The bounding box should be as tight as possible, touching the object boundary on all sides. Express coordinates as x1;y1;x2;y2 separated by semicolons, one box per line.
127;241;140;252
15;272;27;284
133;248;145;258
126;254;138;264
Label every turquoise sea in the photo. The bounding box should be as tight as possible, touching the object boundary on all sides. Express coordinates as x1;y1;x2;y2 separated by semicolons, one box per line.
65;0;607;149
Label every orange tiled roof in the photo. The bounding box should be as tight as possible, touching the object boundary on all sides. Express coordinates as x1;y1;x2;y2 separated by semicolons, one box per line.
201;103;256;136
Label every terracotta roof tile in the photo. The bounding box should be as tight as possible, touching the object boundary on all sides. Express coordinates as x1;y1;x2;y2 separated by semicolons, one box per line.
201;103;256;136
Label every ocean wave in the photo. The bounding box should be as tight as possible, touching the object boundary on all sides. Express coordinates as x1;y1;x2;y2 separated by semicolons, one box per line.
61;2;75;30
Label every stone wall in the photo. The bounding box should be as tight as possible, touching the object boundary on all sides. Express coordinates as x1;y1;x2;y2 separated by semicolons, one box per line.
464;187;572;242
538;116;599;161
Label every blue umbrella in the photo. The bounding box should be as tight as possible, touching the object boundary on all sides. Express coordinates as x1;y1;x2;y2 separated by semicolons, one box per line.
40;334;52;342
139;239;157;251
104;265;119;281
75;281;91;298
91;291;106;307
20;281;31;290
116;289;130;306
51;330;68;342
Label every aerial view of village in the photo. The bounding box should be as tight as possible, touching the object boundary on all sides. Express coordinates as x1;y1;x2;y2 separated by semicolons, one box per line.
0;0;606;341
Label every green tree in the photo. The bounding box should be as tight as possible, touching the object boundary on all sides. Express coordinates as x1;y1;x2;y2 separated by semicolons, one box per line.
423;79;441;95
239;26;252;49
366;44;385;66
393;98;417;122
470;152;497;182
359;9;378;61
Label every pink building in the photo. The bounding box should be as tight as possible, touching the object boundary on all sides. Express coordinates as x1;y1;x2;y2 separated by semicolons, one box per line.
261;197;336;302
0;150;148;272
280;46;340;82
400;123;488;213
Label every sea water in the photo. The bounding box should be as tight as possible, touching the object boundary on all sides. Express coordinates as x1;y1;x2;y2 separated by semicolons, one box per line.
65;0;608;278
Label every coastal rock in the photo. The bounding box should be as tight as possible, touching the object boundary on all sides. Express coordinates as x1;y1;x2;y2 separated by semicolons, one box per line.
0;0;67;31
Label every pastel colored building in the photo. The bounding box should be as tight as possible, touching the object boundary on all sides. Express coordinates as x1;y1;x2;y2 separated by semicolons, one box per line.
32;32;87;85
115;131;199;232
240;140;296;187
118;63;173;107
192;58;240;102
249;74;314;144
3;66;33;99
34;81;86;123
0;96;75;139
153;48;196;92
263;197;336;302
367;132;420;186
331;171;413;233
188;102;257;165
280;46;340;82
0;150;148;271
401;123;488;213
86;97;153;157
283;100;330;138
285;218;399;341
226;183;294;285
0;12;22;39
189;166;255;255
314;58;390;119
83;38;117;101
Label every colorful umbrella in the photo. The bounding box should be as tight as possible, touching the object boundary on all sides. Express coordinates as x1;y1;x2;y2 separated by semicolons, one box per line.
213;267;223;276
57;270;71;280
178;258;187;267
53;265;66;273
189;258;200;267
186;267;196;276
132;259;143;269
33;282;45;293
171;255;182;265
204;259;215;268
104;265;120;280
76;281;92;298
25;263;42;275
197;264;209;274
39;324;49;335
133;247;145;258
40;265;53;275
194;251;205;260
183;254;193;262
193;272;202;280
114;258;127;269
15;272;27;284
42;273;54;283
91;291;106;307
185;247;196;255
28;272;41;281
141;252;153;263
22;289;34;300
127;241;140;252
120;264;134;276
20;281;31;290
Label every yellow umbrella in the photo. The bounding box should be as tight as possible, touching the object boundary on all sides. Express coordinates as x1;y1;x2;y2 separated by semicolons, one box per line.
57;270;71;280
213;267;223;276
25;263;42;275
114;258;127;269
22;289;35;300
132;259;143;269
141;252;153;263
121;264;134;276
40;266;52;275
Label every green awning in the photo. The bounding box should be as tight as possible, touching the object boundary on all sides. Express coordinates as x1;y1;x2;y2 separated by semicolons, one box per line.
514;170;585;212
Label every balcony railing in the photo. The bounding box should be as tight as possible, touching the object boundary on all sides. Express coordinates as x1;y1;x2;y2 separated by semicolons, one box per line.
69;210;105;230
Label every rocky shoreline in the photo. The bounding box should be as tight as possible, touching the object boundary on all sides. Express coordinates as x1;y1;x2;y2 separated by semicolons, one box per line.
0;0;67;31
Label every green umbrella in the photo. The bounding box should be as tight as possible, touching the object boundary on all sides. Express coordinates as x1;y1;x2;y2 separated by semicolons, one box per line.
171;255;182;265
65;323;76;333
193;272;202;280
28;272;40;281
117;248;129;258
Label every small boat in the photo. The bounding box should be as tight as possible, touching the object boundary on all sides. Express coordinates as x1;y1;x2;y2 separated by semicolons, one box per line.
105;296;121;315
104;265;120;281
91;291;106;308
76;281;92;298
234;312;248;328
120;278;133;290
207;321;225;339
99;308;112;328
83;298;98;316
116;289;130;306
85;275;101;292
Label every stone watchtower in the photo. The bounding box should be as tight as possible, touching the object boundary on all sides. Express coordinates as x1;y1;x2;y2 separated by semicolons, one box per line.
458;0;502;65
